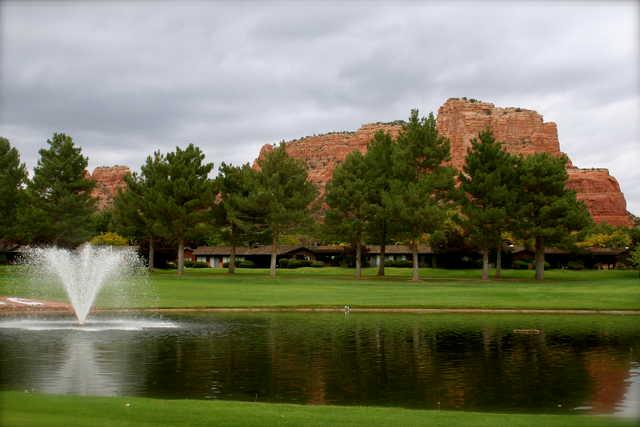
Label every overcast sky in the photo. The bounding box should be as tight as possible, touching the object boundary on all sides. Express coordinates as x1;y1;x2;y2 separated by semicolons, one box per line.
1;1;638;213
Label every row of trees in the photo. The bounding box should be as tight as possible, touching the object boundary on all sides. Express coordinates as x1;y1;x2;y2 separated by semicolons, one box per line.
1;109;635;280
324;111;591;281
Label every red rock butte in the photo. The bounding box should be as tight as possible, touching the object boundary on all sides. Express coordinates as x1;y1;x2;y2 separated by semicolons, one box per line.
88;165;130;210
257;98;633;227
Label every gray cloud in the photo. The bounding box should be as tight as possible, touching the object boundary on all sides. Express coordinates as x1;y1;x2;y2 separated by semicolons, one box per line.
1;0;638;213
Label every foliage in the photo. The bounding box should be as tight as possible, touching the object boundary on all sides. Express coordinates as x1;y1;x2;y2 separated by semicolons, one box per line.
387;109;456;280
363;130;398;275
254;144;317;276
155;144;214;274
89;232;129;246
384;259;413;268
0;137;27;242
184;260;210;268
279;258;313;268
630;245;640;274
512;153;592;279
213;162;264;272
19;133;96;247
567;260;585;270
577;224;631;249
325;150;370;277
458;129;517;278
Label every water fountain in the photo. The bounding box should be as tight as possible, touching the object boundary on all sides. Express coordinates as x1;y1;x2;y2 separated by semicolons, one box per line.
0;244;177;331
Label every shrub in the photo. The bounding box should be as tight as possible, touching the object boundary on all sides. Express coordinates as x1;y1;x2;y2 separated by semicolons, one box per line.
0;254;7;265
89;232;128;246
280;258;313;268
237;259;256;268
567;260;585;270
513;260;532;269
184;260;209;268
385;260;413;268
165;261;177;270
310;260;325;268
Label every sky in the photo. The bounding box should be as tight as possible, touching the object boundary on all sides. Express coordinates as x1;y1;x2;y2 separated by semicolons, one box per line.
1;1;638;213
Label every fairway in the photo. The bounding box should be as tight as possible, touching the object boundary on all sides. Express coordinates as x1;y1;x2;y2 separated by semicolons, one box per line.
1;392;634;427
1;266;639;311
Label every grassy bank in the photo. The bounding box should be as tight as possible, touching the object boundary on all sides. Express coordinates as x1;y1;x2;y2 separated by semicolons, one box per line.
1;392;634;427
1;266;639;311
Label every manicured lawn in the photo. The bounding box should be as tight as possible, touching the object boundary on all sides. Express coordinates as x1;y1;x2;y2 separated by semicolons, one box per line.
1;392;634;427
1;265;639;310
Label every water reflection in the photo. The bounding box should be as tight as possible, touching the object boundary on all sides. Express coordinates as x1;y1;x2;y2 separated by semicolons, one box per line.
1;313;639;418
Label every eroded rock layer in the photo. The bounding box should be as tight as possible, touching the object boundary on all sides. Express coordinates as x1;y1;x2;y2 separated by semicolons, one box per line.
88;166;130;210
257;98;632;226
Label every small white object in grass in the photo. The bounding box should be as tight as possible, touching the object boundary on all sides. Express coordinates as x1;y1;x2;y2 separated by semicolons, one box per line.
125;403;131;407
7;297;44;306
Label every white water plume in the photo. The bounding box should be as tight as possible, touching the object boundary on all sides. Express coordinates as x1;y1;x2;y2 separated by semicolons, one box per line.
25;245;145;324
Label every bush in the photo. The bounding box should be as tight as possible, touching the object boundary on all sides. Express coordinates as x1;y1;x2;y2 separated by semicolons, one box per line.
237;259;256;268
184;260;209;268
385;260;413;268
310;260;325;268
567;260;585;270
89;232;128;246
279;258;313;268
0;254;7;265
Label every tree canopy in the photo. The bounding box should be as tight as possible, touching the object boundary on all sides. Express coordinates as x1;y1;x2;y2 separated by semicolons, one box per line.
0;137;27;244
21;133;96;247
254;144;317;277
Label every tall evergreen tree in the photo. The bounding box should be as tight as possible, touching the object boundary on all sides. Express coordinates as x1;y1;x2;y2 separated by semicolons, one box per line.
112;151;167;270
254;144;317;278
213;162;263;274
22;133;96;247
389;110;456;281
363;130;397;276
156;144;214;275
513;153;592;280
325;151;370;279
0;137;27;244
459;129;517;280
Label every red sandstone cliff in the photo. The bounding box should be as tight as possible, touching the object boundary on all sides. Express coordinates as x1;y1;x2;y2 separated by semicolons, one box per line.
88;165;130;210
256;98;633;227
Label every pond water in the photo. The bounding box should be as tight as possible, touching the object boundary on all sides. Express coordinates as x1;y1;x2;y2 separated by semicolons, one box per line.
1;312;639;418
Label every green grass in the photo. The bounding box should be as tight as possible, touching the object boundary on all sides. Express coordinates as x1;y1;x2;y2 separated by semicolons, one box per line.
1;392;633;427
1;266;639;311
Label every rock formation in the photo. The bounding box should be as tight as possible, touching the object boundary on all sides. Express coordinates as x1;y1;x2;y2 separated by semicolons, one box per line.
88;166;130;210
256;98;633;227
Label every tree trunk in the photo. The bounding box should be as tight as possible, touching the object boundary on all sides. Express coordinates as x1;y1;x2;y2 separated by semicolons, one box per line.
148;238;155;272
377;242;386;276
482;248;489;281
229;244;236;274
177;239;184;276
411;242;420;281
535;236;544;281
495;245;502;278
270;236;277;278
355;241;362;280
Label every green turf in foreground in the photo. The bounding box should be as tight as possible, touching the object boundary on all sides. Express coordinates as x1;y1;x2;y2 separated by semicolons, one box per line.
1;266;639;311
1;392;634;427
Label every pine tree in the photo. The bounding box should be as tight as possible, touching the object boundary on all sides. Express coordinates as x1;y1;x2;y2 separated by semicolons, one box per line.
22;133;96;247
213;162;263;273
513;153;592;280
363;130;397;276
156;144;214;275
254;144;317;278
389;110;456;281
325;151;370;279
459;129;517;280
112;151;167;270
0;137;27;244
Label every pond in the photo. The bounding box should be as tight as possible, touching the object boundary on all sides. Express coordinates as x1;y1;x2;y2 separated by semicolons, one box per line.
1;312;639;418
